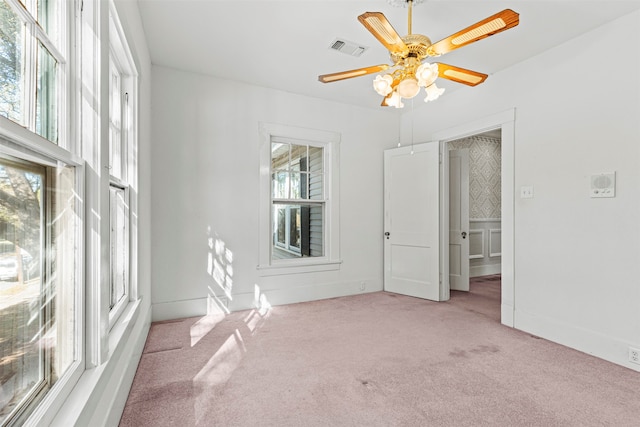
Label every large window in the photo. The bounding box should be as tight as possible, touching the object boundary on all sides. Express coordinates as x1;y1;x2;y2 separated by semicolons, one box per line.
0;0;66;144
259;123;341;274
0;155;79;426
271;141;324;259
107;5;136;327
1;0;140;424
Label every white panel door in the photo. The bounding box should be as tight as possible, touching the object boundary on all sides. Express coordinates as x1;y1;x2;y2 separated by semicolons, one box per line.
383;143;441;301
449;149;470;291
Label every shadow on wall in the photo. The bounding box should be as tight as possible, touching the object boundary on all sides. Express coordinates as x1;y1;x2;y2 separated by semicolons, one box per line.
206;227;233;314
205;226;271;315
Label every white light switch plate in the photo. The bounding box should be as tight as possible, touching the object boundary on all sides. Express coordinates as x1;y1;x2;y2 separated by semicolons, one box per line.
520;186;534;199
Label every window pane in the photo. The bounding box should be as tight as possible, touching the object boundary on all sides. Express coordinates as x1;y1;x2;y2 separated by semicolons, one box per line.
275;206;285;245
0;1;25;124
289;206;300;249
35;43;58;143
271;203;323;260
290;172;300;199
0;159;77;424
309;146;323;174
308;205;323;256
110;187;127;310
272;172;288;199
37;0;58;44
0;160;44;423
309;173;323;200
271;143;289;171
290;145;306;172
109;59;123;180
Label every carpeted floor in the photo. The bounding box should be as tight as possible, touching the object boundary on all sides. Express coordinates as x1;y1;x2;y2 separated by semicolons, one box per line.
119;276;640;426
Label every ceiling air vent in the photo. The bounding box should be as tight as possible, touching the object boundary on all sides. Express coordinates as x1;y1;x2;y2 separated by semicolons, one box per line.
329;38;368;57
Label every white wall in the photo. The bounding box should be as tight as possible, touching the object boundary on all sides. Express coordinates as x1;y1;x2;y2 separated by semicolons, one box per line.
403;11;640;371
150;67;399;319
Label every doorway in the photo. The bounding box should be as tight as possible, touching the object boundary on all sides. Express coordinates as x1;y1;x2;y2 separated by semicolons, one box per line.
447;130;502;319
434;109;516;327
448;129;502;277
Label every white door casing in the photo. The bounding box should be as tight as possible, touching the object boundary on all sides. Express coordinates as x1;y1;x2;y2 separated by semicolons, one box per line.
449;149;470;291
383;142;442;301
432;108;515;327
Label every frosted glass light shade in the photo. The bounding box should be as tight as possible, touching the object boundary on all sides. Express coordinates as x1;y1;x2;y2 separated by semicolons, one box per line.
397;77;420;99
416;63;439;87
373;74;394;96
387;91;404;108
424;83;445;102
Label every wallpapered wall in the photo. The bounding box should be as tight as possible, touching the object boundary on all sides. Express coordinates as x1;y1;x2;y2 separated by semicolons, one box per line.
448;135;501;219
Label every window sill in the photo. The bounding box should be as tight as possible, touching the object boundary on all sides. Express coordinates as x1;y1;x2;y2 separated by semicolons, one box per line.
257;259;342;276
108;298;142;357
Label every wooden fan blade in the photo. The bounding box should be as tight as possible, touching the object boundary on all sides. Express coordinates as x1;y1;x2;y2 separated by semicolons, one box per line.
428;9;519;56
358;12;409;56
318;64;390;83
435;63;488;86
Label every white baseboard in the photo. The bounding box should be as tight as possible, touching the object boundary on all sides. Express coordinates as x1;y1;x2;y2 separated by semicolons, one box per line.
470;264;501;277
152;278;384;321
152;297;208;322
515;309;640;372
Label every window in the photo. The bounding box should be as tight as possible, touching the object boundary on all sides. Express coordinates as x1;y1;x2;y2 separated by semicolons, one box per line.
259;123;341;274
0;0;66;144
1;0;140;423
107;6;136;327
0;155;79;426
271;141;324;259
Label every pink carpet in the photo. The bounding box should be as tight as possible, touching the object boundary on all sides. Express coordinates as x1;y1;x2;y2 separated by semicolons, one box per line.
120;277;640;426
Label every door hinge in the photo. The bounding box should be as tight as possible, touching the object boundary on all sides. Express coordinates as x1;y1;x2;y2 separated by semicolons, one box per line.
439;152;443;164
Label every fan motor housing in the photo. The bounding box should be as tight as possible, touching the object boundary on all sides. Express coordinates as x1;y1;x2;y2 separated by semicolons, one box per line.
391;34;432;63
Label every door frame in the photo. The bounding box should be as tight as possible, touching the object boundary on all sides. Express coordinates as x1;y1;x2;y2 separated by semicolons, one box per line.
434;109;515;327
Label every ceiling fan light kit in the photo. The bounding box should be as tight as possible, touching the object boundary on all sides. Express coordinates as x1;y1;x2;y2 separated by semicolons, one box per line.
318;0;519;108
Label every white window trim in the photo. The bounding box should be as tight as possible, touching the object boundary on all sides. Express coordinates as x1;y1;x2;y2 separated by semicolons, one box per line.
106;0;138;331
258;122;341;276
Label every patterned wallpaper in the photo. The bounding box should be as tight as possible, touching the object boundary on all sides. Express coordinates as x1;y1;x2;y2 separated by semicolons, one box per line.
448;135;501;219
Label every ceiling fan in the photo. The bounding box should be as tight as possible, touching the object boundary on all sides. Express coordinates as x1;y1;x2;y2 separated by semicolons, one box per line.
318;0;519;108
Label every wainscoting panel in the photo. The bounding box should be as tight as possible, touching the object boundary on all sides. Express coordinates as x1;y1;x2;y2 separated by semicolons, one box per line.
470;219;501;277
490;229;502;257
469;230;484;259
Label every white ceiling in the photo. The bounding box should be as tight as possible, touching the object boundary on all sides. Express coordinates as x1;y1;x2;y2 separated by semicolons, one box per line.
135;0;640;110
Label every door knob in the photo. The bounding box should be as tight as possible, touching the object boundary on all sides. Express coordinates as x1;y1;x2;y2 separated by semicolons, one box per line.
461;231;467;239
384;232;390;240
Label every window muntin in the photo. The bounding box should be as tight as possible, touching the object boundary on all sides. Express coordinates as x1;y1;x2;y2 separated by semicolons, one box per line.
0;156;78;426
